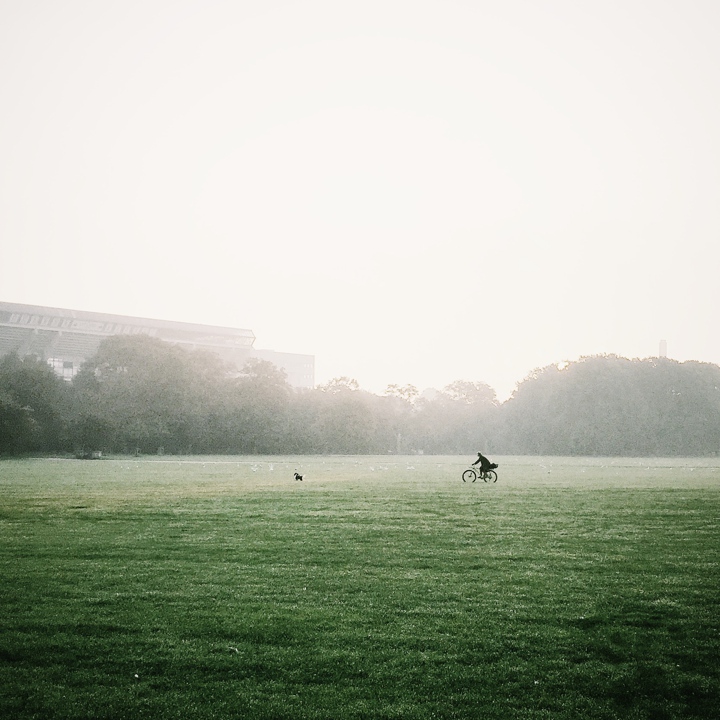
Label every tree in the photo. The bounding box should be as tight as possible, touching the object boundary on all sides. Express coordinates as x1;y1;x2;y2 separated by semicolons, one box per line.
442;380;497;406
384;384;419;403
313;391;378;453
378;385;420;453
496;355;720;456
226;359;292;453
72;335;231;453
317;377;361;394
0;353;70;454
0;389;37;455
305;378;378;453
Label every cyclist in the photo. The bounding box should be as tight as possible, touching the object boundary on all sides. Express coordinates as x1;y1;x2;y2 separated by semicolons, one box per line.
472;452;494;474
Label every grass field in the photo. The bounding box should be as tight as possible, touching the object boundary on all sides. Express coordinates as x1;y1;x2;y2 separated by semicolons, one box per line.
1;455;718;719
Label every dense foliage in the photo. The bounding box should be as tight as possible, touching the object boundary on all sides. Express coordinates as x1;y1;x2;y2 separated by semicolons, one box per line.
1;338;719;456
497;355;720;456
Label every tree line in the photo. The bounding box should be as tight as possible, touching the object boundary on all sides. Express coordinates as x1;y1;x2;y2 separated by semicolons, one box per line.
2;335;719;457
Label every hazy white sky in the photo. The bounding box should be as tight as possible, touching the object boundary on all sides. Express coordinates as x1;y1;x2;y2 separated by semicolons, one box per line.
2;0;719;399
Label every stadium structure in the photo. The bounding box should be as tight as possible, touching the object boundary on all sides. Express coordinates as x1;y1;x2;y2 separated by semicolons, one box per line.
0;301;314;389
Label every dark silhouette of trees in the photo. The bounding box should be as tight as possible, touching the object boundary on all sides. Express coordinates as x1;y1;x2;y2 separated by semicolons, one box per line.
309;378;379;454
497;355;720;456
2;339;720;457
411;381;498;455
223;359;292;453
0;353;69;454
71;335;230;454
378;385;419;454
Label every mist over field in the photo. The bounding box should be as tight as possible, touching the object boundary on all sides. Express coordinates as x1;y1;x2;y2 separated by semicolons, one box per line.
1;24;719;720
2;335;720;458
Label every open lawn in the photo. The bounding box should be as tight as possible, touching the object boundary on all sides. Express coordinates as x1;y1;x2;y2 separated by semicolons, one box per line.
1;455;718;719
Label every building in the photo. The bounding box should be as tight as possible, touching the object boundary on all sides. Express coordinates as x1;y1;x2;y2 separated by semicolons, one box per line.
0;301;314;389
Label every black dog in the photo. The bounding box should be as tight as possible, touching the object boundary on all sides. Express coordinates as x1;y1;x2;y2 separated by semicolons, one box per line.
294;471;303;481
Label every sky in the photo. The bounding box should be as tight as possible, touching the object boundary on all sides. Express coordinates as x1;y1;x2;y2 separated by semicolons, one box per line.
1;0;719;400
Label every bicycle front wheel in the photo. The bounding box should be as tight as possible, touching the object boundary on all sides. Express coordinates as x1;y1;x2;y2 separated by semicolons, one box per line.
462;469;477;483
484;470;498;483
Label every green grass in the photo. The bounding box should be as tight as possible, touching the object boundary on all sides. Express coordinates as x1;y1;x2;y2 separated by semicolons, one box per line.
1;456;718;719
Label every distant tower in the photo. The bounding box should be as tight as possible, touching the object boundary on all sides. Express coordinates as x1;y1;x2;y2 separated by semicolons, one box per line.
659;339;667;358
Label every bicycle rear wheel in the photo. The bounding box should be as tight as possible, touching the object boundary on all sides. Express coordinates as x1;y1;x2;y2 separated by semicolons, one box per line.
484;470;498;483
462;469;477;483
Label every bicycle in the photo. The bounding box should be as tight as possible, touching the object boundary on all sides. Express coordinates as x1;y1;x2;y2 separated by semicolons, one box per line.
462;466;498;483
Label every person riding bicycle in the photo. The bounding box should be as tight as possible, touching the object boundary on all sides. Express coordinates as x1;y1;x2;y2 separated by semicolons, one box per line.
472;452;495;473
